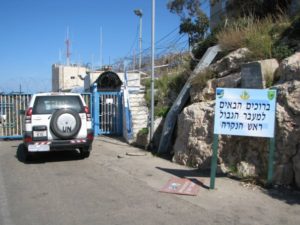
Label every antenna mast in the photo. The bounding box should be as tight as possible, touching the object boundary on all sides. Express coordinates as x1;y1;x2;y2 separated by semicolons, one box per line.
66;27;71;66
100;27;103;69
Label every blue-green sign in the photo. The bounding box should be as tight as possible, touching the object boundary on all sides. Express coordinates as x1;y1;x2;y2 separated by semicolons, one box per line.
214;88;277;138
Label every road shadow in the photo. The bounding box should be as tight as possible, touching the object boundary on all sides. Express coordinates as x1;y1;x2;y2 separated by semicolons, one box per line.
156;167;228;190
16;143;84;164
156;167;300;205
263;186;300;205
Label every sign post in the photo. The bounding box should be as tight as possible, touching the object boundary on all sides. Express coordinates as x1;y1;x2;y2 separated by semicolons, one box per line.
210;134;219;189
210;88;277;189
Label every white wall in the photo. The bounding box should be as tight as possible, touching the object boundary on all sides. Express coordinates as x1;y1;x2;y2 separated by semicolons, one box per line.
52;64;87;92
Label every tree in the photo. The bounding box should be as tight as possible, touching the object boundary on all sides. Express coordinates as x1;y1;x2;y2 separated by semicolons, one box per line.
167;0;209;46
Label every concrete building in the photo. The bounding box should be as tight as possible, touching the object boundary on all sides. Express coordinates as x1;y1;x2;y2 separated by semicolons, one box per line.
52;64;88;92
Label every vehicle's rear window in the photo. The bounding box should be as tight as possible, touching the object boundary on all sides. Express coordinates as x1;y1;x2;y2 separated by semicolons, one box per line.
32;96;84;114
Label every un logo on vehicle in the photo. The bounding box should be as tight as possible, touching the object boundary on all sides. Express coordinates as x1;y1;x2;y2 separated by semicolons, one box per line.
63;126;72;133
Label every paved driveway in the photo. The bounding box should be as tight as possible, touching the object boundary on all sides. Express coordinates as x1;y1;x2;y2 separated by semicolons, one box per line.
0;136;299;225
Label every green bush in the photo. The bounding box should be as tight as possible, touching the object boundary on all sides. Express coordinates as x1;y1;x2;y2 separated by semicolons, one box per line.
168;72;188;94
143;71;189;117
155;106;170;118
245;32;273;59
138;127;149;135
272;44;294;60
142;78;151;89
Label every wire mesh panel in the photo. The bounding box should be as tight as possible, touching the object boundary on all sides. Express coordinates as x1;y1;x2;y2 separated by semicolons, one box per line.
97;92;123;135
0;94;31;138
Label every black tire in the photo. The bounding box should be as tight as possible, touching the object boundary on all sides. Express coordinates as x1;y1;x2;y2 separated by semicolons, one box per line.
22;144;33;162
80;147;91;159
50;109;81;139
81;151;90;159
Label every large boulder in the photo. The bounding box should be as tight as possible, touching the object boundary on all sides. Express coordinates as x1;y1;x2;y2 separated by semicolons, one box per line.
277;52;300;82
190;79;216;103
173;52;300;187
172;102;214;168
210;48;251;77
190;48;250;103
172;100;269;176
190;73;241;103
274;80;300;187
237;161;257;177
172;100;300;186
214;72;241;88
293;151;300;187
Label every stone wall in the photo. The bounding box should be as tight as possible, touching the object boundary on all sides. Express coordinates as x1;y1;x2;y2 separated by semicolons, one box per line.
173;50;300;188
126;92;149;144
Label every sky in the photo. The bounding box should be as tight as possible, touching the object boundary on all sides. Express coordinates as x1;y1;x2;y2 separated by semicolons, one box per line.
0;0;210;93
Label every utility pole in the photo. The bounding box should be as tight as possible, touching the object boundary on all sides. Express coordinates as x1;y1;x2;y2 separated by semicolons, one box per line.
134;9;143;72
150;0;155;141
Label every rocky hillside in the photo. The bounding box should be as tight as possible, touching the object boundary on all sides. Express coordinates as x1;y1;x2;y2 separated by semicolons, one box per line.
172;49;300;188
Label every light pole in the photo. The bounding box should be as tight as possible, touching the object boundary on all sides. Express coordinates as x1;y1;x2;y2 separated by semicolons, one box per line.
134;9;143;72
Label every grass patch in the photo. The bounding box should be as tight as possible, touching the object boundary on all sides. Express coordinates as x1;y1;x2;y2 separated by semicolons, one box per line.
190;68;216;88
217;14;292;60
272;44;295;60
155;106;170;118
143;69;189;118
138;127;149;135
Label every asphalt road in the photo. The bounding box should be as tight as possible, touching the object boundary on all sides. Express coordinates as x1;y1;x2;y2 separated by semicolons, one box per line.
0;137;300;225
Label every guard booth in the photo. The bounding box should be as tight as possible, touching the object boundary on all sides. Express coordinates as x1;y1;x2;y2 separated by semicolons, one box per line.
92;71;123;136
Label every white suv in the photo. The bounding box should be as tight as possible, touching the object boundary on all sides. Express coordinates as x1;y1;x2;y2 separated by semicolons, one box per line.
23;92;93;160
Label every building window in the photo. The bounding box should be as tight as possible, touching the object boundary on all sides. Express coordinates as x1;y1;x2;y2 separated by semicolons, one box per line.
70;76;75;79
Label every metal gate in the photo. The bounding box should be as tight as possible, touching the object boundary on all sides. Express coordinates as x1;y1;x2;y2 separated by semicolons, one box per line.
0;94;31;139
0;93;91;139
93;91;123;135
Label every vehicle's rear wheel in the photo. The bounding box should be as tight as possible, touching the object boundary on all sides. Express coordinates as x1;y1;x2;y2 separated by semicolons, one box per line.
80;147;91;159
22;144;33;162
50;109;81;139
